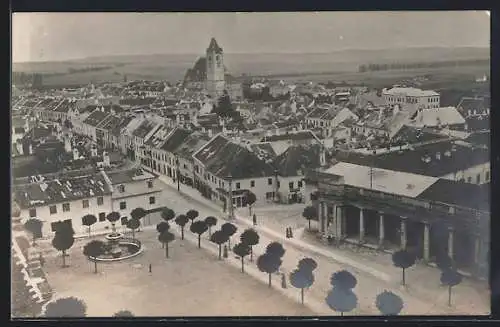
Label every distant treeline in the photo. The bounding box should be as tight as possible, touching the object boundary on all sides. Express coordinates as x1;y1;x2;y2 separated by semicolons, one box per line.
12;72;43;88
358;59;490;73
67;65;121;74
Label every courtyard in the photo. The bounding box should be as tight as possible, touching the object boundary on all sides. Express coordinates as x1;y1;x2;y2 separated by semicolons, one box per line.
42;231;314;317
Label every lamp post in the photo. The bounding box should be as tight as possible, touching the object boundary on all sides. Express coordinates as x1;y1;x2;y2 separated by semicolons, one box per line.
175;155;180;192
227;173;235;221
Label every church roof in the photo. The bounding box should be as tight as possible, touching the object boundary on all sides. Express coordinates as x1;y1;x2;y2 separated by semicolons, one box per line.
207;38;223;54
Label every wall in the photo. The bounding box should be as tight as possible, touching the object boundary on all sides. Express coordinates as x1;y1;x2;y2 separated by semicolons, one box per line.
440;162;491;185
19;195;113;238
276;175;306;204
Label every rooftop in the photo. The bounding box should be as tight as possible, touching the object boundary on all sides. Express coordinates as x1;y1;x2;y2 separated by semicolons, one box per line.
173;132;211;160
325;161;439;198
160;128;193;152
383;87;439;97
410;107;466;127
194;134;230;163
273;144;322;177
336;140;490;177
260;130;318;143
207;37;223;54
132;120;159;139
13;171;112;209
82;110;111;128
106;168;156;185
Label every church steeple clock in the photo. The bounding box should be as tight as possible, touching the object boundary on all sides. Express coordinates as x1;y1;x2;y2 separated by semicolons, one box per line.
205;37;226;99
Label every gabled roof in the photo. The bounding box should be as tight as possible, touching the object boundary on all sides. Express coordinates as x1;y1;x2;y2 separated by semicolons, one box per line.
160;128;193;152
260;130;318;143
456;96;489;113
144;125;172;148
206;142;276;179
173;132;211;160
273;144;322;177
105;168;155;185
194;134;231;163
132;120;160;139
82;110;111;127
391;125;448;143
411;107;466;127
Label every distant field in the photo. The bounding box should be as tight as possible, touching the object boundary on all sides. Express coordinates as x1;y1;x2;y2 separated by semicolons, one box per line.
12;47;489;87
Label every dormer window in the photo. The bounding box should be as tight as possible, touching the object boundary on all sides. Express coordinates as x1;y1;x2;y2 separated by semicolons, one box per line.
118;184;125;193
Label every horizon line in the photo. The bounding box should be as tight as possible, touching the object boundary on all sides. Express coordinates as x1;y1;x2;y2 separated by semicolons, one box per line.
13;45;490;64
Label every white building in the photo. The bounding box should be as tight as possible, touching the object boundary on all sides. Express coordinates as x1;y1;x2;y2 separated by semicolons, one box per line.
13;171;114;238
382;87;440;109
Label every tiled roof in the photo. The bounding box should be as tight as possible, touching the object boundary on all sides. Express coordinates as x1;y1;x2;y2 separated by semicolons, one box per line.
132;120;159;139
97;114;121;131
417;179;489;211
465;132;490;148
194;134;231;163
111;116;134;136
273;144;322;177
391;125;448;144
106;168;155;185
465;117;489;132
160;128;193;152
260;130;317;142
206;142;276;179
172;132;211;160
383;87;439;97
456;97;489;113
307;107;329;119
82;111;111;127
336;140;490;177
249;143;277;162
13;172;112;209
144;125;172;148
411;107;465;127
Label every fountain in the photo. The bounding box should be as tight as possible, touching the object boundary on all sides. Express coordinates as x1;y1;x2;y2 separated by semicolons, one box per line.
89;231;143;262
105;232;124;258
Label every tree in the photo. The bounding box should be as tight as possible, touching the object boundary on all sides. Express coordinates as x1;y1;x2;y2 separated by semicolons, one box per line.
298;257;318;272
106;212;121;233
440;269;463;306
174;214;189;240
44;297;87;317
221;222;237;248
375;290;404;315
161;208;176;222
210;230;229;260
302;206;318;231
190;220;208;248
126;218;141;240
83;240;105;273
240;228;260;261
52;232;75;268
81;215;97;238
257;253;282;287
186;209;199;224
392;250;416;286
131;207;148;227
233;242;251;273
330;270;357;291
113;310;134;317
246;191;257;215
290;268;315;304
266;242;285;258
24;218;43;246
325;287;358;316
158;231;175;258
156;221;170;234
204;216;218;237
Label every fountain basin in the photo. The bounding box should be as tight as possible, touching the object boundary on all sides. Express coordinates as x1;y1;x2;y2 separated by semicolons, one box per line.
89;237;143;262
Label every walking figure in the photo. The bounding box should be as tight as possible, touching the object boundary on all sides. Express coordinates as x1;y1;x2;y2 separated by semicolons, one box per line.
285;227;290;238
289;227;294;238
149;263;152;273
252;214;257;226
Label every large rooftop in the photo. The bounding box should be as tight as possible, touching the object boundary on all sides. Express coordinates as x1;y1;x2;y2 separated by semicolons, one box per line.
383;87;439;97
13;171;112;209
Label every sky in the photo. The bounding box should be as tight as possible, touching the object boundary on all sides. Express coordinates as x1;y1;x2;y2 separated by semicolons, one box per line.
12;11;490;63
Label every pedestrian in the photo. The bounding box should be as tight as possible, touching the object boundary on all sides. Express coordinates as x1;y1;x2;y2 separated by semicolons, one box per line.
252;214;257;226
223;245;228;259
285;227;289;238
289;227;294;238
149;263;152;273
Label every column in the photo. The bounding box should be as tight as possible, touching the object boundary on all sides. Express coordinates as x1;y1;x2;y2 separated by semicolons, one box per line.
359;207;365;243
423;222;430;262
378;212;385;248
319;202;326;234
336;206;343;242
400;217;407;250
474;236;481;265
447;228;454;260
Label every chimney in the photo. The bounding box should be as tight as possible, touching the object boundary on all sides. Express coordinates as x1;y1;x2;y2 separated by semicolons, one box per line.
73;147;79;160
103;151;111;167
435;152;441;160
91;145;98;157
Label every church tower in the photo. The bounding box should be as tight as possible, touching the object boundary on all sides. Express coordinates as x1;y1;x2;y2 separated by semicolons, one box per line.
205;38;226;99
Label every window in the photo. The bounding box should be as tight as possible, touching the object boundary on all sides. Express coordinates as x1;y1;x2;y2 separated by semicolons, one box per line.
147;180;153;188
29;208;37;218
120;201;127;210
50;222;60;232
118;184;125;193
467;176;472;183
486;171;490;181
49;205;57;214
98;212;106;222
97;196;104;206
82;199;89;208
298;181;303;188
266;192;275;199
250;180;255;187
62;203;70;212
277;181;281;188
149;196;156;204
236;182;241;189
268;178;273;185
476;174;481;184
289;182;294;190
